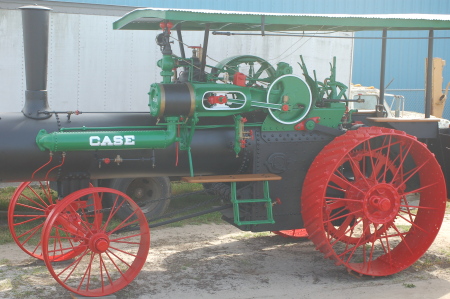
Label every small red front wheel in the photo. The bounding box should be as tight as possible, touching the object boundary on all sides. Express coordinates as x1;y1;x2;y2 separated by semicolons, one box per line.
41;187;150;297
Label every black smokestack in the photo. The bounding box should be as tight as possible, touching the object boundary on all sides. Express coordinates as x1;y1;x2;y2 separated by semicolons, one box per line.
20;5;52;119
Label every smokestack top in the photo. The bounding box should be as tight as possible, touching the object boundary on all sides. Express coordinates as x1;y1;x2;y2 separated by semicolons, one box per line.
19;5;52;11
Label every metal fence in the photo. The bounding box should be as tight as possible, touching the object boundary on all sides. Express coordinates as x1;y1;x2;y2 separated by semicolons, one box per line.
385;89;450;120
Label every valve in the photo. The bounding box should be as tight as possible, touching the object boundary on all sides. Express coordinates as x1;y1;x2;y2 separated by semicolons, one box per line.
294;117;320;131
188;45;202;59
159;21;173;34
272;197;282;206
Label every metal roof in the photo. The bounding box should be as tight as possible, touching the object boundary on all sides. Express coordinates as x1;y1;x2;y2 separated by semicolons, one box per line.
113;7;450;31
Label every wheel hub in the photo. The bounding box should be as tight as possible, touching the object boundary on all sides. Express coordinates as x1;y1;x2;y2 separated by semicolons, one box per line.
363;183;400;224
369;195;391;211
89;233;110;253
133;187;144;199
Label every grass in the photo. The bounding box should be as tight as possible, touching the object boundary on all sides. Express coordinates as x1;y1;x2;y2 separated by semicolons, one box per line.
403;283;416;288
152;181;225;227
0;187;17;211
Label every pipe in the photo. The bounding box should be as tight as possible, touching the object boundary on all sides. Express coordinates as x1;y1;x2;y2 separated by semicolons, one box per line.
19;5;52;119
35;120;178;152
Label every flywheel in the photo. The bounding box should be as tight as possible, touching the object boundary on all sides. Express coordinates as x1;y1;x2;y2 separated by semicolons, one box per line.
267;75;312;124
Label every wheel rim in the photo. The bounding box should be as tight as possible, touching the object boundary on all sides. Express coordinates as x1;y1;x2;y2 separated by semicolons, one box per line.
8;181;81;261
301;127;446;276
273;229;308;238
42;187;150;296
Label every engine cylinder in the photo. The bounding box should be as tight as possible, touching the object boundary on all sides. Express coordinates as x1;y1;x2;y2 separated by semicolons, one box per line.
149;83;195;118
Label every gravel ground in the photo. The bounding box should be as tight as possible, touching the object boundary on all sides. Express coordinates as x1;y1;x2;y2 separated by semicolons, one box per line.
0;213;449;299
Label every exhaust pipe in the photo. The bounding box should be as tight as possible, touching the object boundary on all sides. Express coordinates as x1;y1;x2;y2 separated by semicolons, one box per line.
20;5;52;119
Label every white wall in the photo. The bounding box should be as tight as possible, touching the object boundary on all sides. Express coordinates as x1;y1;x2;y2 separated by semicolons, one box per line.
0;8;353;112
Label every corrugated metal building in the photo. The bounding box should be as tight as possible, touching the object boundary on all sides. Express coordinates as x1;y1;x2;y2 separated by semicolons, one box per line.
4;0;450;117
0;0;354;112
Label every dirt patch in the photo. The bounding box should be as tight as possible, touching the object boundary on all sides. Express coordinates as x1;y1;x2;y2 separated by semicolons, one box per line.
0;215;450;298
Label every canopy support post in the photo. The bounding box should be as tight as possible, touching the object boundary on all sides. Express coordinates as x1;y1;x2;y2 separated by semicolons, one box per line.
261;15;265;36
425;29;434;118
377;29;387;117
200;23;210;81
176;24;186;60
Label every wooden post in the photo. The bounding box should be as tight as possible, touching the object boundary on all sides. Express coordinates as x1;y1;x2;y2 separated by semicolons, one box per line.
426;57;447;118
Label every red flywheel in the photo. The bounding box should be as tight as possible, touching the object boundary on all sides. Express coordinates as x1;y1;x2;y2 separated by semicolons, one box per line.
301;127;446;276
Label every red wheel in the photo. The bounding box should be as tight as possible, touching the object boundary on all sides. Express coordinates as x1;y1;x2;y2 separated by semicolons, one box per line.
272;229;308;238
8;181;80;261
301;127;446;276
42;187;150;297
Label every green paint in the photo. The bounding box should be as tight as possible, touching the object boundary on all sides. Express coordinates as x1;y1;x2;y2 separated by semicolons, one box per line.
114;8;450;32
157;55;175;83
262;103;346;131
36;117;179;152
231;180;275;226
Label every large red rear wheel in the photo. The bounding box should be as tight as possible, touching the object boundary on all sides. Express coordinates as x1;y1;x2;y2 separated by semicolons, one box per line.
302;127;446;276
8;181;80;261
41;187;150;297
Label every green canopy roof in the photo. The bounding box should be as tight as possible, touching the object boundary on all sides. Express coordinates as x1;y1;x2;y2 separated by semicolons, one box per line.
113;7;450;32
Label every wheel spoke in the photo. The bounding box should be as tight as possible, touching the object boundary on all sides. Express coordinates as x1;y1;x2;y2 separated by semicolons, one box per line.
14;215;45;228
78;253;96;292
108;211;140;234
325;196;363;204
58;248;90;283
324;208;363;224
400;181;440;196
17;223;42;247
399;204;437;210
380;135;393;183
395;214;427;233
102;194;127;231
330;173;357;193
110;232;147;243
390;141;414;184
31;182;54;206
17;197;47;210
347;151;370;186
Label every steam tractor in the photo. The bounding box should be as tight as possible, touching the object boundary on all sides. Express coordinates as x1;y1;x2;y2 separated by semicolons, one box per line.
2;5;450;297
